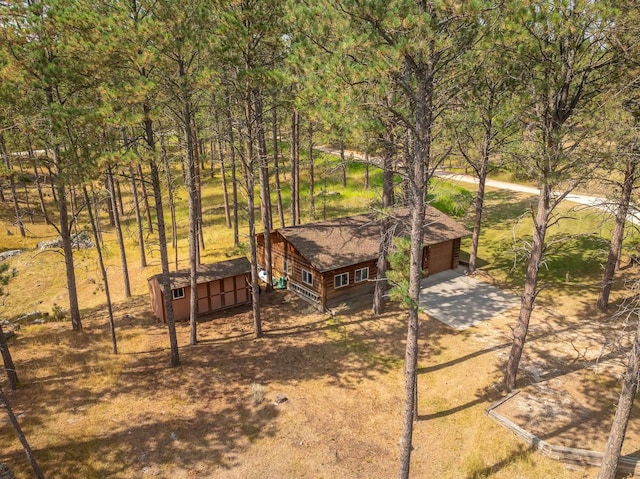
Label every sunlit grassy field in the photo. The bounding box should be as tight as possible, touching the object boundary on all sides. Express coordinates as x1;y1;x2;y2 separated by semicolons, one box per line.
0;146;631;319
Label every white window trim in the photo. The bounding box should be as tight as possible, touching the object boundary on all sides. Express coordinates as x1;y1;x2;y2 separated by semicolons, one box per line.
302;269;313;286
172;287;185;300
334;272;349;289
355;267;369;283
284;258;293;275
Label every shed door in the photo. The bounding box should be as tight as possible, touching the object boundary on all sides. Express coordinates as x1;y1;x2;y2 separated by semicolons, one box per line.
198;283;210;314
428;241;453;275
223;277;236;306
210;280;223;310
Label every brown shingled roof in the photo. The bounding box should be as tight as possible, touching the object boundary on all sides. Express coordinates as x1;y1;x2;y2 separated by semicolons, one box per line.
149;256;251;289
277;206;470;273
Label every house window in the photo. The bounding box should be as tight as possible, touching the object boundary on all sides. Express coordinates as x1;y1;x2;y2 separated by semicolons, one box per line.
355;267;369;283
334;272;349;289
172;287;185;300
283;258;293;275
302;269;313;286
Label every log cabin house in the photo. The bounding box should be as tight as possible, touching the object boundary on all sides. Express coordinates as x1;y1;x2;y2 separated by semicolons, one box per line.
148;257;251;322
257;206;470;312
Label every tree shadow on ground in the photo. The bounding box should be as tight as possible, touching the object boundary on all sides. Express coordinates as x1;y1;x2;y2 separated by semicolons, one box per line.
464;445;536;479
1;397;279;478
1;290;434;477
475;191;536;229
491;293;640;459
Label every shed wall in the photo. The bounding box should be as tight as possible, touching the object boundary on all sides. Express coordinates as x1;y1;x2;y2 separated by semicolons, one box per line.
148;278;165;322
149;273;251;322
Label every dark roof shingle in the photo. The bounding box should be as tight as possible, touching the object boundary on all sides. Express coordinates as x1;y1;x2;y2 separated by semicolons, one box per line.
277;206;470;272
150;256;251;289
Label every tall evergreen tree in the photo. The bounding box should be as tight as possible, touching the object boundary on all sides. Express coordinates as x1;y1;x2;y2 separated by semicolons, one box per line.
502;0;620;392
326;2;482;476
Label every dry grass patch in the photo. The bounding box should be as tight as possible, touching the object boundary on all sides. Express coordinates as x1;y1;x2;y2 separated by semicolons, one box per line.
0;286;608;479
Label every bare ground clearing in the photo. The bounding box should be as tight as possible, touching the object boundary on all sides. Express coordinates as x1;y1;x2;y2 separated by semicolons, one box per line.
0;280;637;478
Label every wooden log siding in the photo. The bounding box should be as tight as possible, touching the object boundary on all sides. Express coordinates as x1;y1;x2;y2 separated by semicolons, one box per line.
258;211;468;312
264;232;321;289
452;238;461;269
323;260;378;310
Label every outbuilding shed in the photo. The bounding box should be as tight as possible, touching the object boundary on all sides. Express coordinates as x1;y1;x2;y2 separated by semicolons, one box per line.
148;257;252;322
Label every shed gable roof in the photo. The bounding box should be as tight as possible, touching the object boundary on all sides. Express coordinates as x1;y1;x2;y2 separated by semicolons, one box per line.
150;256;251;290
277;206;470;273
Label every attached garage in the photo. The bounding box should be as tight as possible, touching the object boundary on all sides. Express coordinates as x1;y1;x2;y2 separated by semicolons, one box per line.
426;240;455;275
148;257;251;322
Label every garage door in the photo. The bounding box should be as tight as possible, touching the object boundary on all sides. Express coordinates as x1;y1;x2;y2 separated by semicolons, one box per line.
428;241;453;275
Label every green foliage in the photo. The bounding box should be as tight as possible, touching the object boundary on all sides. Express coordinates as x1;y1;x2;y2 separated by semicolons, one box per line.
386;236;419;309
51;303;66;321
465;189;616;292
428;181;473;218
228;242;248;257
0;263;15;297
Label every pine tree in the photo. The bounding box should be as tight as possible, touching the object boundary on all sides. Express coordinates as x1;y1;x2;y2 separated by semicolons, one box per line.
502;0;621;392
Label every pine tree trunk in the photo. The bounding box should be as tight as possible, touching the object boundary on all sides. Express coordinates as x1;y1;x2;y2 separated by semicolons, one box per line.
598;158;636;311
137;162;153;234
340;137;347;188
373;221;395;315
272;102;285;229
91;186;103;246
161;136;178;254
115;177;125;217
144;106;180;368
27;136;49;224
130;168;147;268
56;168;82;331
241;137;262;339
382;128;395;208
83;186;117;354
254;90;273;292
468;145;490;273
503;185;550;392
70;186;80;247
398;47;434;477
0;323;18;390
178;58;199;347
0;133;25;237
192;115;205;258
105;174;115;227
469;115;494;273
291;110;300;225
216;112;232;229
308;121;315;219
226;94;240;248
108;167;131;298
597;312;640;479
210;136;216;179
219;142;232;229
0;387;45;479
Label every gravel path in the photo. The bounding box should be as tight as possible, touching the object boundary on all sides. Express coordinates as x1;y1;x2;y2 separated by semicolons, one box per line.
314;145;640;225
